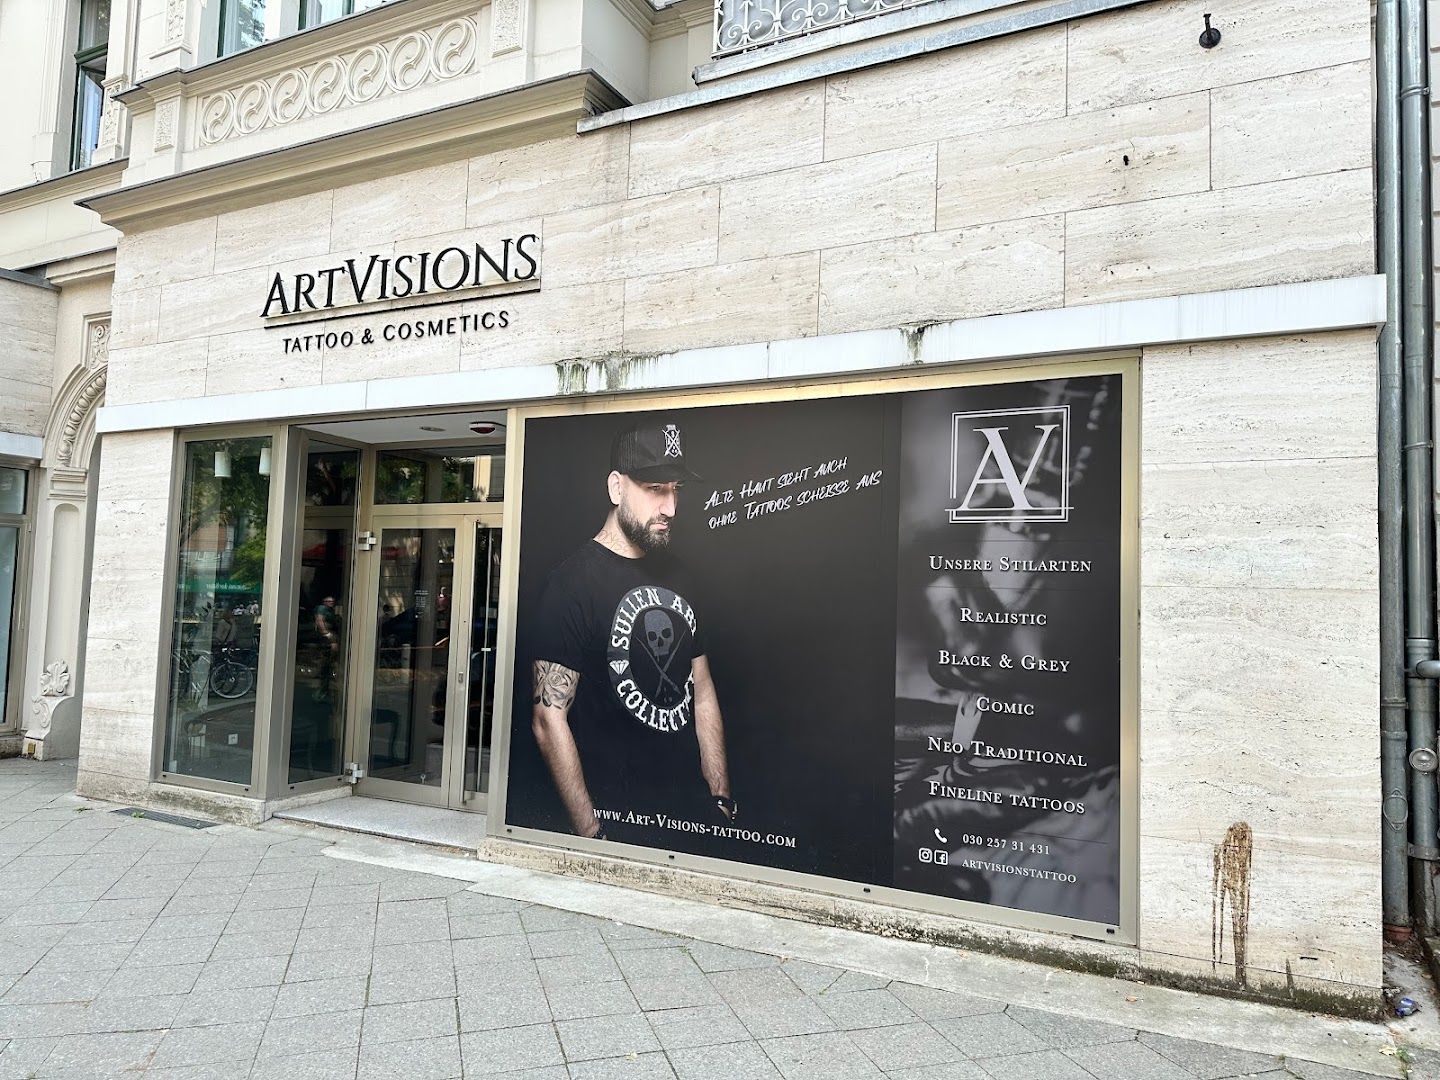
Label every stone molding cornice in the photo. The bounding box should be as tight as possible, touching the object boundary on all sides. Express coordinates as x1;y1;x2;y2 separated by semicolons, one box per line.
0;161;127;219
81;71;625;233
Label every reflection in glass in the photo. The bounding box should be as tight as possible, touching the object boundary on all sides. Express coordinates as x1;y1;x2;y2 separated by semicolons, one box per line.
0;527;17;727
162;438;271;785
366;528;455;787
78;0;110;49
464;526;502;798
0;469;26;515
217;0;266;56
375;446;505;504
301;0;383;28
287;447;359;783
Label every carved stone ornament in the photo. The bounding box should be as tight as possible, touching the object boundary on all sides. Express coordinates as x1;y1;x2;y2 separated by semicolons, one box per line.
164;0;186;45
196;11;481;146
490;0;522;54
39;661;71;697
87;318;110;369
29;696;53;734
97;81;126;151
153;97;179;152
59;368;107;468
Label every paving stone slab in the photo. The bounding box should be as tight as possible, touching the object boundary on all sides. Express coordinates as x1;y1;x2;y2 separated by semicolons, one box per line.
847;1021;969;1072
358;1034;462;1080
1138;1030;1285;1078
646;1003;751;1051
546;978;643;1021
272;976;370;1019
671;1039;784;1079
248;1045;359;1080
361;998;459;1045
1065;1039;1196;1080
459;1022;563;1073
368;964;458;1006
811;987;920;1030
257;1009;363;1058
938;1012;1059;1060
760;1030;885;1079
569;1052;678;1080
556;1012;661;1062
151;1021;266;1070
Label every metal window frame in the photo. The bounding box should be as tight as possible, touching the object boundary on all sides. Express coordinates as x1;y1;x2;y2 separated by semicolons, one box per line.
151;424;293;800
489;354;1141;946
0;463;34;737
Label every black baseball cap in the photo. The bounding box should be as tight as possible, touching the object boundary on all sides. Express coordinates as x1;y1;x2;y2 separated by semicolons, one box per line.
610;420;702;483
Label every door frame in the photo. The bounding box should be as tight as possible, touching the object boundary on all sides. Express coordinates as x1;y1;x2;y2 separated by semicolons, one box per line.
344;502;502;812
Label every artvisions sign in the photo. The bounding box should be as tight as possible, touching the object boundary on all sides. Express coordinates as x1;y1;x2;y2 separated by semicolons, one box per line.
260;231;540;319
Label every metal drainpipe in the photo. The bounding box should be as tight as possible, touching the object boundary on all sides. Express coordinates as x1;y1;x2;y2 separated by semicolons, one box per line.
1400;0;1440;932
1378;0;1411;939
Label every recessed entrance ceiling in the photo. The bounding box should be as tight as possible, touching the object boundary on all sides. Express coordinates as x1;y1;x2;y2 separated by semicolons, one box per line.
302;409;506;446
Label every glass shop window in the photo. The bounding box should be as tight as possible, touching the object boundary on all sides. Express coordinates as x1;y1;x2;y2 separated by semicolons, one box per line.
0;468;27;734
374;446;506;505
70;0;109;170
286;445;359;784
161;438;273;786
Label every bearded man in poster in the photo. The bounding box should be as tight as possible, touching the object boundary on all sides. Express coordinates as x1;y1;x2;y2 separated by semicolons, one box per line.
529;419;737;840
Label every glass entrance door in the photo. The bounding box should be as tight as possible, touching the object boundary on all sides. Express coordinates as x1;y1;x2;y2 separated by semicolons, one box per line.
460;525;501;807
348;513;501;810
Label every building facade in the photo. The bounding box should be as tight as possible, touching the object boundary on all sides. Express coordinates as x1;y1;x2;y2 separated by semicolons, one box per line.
0;0;1419;1016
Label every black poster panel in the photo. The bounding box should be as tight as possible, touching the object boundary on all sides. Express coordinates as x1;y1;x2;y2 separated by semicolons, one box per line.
505;372;1124;927
891;375;1123;925
508;396;896;882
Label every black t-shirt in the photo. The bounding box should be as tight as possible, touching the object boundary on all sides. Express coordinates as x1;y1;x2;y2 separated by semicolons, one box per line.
531;540;708;820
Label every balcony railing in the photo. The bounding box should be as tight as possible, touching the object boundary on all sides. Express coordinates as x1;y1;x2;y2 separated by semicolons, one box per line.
714;0;916;56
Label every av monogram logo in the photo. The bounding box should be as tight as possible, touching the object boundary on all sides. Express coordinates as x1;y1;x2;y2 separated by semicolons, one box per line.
947;406;1071;524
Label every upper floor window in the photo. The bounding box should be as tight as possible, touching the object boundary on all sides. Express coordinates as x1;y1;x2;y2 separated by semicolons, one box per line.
300;0;383;31
214;0;392;57
217;0;267;57
70;0;109;169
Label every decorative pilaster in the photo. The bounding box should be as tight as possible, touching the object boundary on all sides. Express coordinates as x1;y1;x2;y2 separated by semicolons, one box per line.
150;0;196;73
490;0;526;55
91;77;130;165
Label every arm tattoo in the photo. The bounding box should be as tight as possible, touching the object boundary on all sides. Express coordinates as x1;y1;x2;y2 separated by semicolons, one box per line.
533;660;579;709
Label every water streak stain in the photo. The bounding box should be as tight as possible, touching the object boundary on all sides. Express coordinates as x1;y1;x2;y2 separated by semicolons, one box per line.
1212;821;1254;986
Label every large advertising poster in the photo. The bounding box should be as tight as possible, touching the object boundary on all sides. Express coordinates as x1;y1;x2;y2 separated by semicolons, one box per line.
505;370;1127;929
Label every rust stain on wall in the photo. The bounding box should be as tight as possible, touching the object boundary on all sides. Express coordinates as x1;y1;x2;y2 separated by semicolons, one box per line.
1212;822;1254;986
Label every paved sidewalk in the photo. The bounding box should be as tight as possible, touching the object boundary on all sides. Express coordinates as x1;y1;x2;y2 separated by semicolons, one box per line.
0;758;1426;1079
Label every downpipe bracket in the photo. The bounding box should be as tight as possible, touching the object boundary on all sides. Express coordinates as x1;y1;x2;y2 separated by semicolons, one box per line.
1415;660;1440;679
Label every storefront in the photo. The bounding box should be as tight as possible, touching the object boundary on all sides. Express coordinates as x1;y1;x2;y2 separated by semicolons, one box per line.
60;1;1387;1016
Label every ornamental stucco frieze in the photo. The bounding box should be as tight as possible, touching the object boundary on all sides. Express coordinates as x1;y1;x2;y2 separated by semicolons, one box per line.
195;11;482;146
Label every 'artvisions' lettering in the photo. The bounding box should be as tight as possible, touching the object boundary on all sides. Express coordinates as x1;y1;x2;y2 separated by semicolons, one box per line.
261;233;540;317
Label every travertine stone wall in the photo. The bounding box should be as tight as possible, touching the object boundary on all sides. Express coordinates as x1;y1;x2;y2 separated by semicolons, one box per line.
0;275;59;439
88;0;1382;1004
78;429;174;791
105;0;1375;405
1140;330;1380;996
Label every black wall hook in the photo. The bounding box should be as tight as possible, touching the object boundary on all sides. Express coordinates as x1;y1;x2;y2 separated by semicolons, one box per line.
1199;13;1222;48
